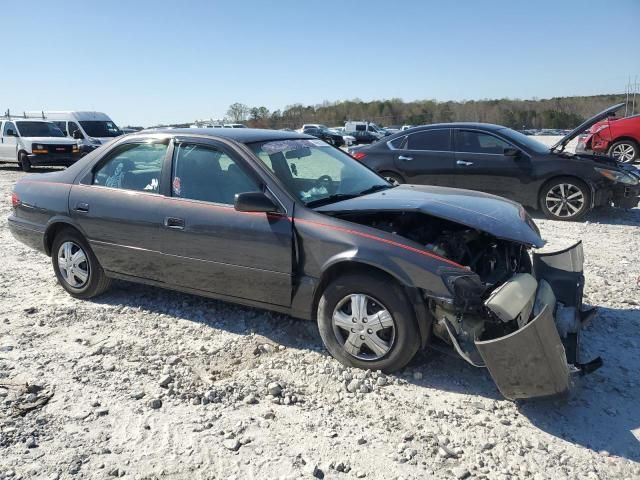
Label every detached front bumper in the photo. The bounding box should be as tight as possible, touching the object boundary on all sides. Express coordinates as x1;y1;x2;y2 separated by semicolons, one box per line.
474;241;601;400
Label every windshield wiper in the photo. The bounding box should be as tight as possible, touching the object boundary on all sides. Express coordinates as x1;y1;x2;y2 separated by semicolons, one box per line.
306;193;360;208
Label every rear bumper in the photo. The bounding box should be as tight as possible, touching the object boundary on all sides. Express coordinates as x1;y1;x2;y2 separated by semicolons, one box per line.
28;152;80;167
474;241;601;400
8;215;46;254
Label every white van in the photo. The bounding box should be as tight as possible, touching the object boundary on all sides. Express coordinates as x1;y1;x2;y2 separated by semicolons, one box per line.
28;111;123;153
0;117;79;171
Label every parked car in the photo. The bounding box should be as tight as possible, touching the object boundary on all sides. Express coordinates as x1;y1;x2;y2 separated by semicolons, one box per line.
302;127;345;147
328;127;356;146
0;118;80;171
344;121;388;143
349;104;640;221
297;124;329;133
9;128;600;399
34;111;123;154
576;108;640;163
223;123;247;128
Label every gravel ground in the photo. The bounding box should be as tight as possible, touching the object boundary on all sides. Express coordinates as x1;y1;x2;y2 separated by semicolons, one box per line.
1;165;639;480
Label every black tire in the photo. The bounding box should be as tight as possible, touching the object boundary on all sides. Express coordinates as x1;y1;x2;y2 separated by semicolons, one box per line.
539;177;591;221
51;228;111;299
607;139;639;164
380;171;404;186
19;152;31;172
317;272;420;373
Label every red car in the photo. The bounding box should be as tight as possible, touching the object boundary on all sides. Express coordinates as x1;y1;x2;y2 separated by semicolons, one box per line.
577;107;640;163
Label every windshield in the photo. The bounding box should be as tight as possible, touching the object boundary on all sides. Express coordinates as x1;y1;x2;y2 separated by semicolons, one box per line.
16;121;66;138
498;127;550;154
249;138;390;207
79;120;122;137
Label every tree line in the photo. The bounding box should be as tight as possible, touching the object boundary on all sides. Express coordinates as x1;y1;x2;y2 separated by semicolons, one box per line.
219;94;628;130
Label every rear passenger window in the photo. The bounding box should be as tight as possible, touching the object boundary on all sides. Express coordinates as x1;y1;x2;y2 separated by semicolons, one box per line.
456;131;510;154
406;130;451;151
93;142;167;193
172;143;259;205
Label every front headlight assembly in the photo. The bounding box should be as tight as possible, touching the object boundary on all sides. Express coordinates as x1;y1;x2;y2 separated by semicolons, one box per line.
594;167;639;185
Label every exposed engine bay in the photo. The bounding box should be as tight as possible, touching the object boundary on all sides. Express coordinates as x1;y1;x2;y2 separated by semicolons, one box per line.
333;211;531;286
331;210;602;399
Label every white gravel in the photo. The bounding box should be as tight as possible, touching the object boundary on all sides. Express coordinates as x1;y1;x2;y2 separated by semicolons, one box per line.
1;166;639;480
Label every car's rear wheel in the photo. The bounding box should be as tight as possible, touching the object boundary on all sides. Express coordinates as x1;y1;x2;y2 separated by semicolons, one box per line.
51;228;111;299
539;177;591;221
608;140;639;163
19;152;31;172
380;171;404;186
317;272;420;373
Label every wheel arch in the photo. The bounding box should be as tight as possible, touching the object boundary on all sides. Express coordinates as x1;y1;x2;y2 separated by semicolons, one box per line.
538;174;596;210
43;219;87;256
312;260;432;348
610;136;639;146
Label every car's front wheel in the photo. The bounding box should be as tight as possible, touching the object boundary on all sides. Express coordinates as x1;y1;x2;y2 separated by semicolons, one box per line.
317;272;420;373
51;228;111;299
539;177;591;221
608;140;639;163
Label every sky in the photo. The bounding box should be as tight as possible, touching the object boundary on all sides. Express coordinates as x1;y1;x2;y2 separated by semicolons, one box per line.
2;0;639;126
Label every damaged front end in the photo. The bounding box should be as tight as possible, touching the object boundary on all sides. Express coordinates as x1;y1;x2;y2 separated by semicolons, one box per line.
433;241;601;400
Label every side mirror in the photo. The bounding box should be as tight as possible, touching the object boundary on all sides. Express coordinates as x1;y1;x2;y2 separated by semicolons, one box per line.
234;191;279;214
72;129;84;139
503;147;520;157
6;129;17;137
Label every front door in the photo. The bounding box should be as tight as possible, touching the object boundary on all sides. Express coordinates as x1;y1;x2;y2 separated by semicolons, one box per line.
0;121;18;162
453;129;532;202
392;128;456;186
68;140;169;280
159;140;293;307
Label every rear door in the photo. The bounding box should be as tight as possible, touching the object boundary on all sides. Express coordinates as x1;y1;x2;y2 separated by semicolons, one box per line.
68;139;169;280
392;128;456;186
453;129;531;201
0;121;18;162
159;138;293;306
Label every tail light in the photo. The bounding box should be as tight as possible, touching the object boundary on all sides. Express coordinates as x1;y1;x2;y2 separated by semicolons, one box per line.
11;192;20;208
352;152;367;161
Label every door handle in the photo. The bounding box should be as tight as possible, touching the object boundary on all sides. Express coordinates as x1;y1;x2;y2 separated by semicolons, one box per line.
456;160;474;166
74;202;89;213
398;155;413;161
164;217;185;230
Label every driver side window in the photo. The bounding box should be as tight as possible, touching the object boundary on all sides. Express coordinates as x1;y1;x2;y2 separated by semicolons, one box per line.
172;143;259;205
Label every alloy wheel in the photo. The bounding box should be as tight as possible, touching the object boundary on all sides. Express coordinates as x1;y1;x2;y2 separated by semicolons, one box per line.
57;241;90;288
331;294;395;361
611;143;637;163
545;183;586;219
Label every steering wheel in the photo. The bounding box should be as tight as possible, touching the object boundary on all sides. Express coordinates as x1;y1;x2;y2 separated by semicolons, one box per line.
316;174;336;194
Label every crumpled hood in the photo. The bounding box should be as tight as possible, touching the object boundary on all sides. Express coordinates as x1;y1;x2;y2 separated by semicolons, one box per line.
316;185;545;247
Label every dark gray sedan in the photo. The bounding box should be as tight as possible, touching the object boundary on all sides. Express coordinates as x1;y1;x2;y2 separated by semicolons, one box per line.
8;128;601;399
